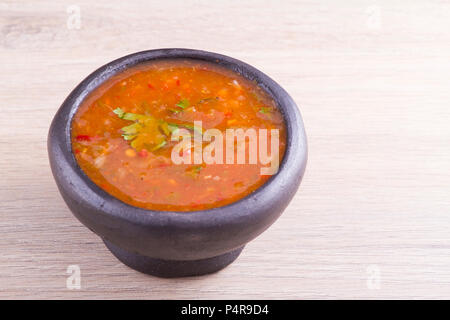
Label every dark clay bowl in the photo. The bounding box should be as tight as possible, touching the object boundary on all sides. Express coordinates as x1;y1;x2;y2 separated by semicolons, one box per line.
48;49;307;278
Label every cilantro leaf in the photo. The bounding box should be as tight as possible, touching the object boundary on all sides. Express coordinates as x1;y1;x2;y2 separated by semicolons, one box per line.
175;99;190;110
113;108;166;151
113;107;202;152
113;108;147;121
258;107;272;114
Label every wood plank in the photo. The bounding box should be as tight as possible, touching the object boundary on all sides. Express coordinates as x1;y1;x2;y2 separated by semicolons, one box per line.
1;0;450;299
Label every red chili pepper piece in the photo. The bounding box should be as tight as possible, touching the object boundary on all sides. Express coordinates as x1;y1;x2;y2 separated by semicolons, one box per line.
76;135;91;142
147;83;154;89
176;79;180;86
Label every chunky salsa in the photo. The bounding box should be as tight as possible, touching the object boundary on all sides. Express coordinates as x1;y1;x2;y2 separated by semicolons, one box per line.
71;59;286;211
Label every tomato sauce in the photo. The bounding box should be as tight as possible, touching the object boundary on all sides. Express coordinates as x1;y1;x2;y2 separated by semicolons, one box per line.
71;60;286;211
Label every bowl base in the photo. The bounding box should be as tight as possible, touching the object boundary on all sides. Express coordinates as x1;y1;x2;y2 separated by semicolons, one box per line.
103;239;244;278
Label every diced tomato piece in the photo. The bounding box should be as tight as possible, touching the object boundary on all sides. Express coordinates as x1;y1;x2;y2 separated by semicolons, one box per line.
158;162;170;168
138;149;148;158
176;79;180;86
147;83;154;89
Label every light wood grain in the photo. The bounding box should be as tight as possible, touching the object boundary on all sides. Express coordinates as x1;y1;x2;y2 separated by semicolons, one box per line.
1;0;450;299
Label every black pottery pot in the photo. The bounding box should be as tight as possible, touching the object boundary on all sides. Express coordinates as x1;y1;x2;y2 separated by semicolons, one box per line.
48;49;307;278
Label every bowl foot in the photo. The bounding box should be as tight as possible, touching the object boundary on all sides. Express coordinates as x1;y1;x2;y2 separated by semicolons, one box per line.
103;239;244;278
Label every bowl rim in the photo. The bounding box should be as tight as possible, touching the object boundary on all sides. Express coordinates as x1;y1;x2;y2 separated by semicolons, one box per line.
49;48;307;227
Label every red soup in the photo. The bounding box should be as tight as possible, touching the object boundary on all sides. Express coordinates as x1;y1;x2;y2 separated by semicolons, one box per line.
71;60;286;211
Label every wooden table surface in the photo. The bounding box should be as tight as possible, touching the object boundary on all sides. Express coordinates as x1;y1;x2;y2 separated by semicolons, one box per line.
1;0;450;299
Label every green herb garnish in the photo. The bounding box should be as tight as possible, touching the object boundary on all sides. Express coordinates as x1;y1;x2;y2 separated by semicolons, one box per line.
113;108;168;151
113;107;203;151
258;107;272;114
151;140;167;151
198;97;219;104
193;165;203;173
176;99;190;110
168;108;181;114
168;99;190;114
113;107;148;121
186;165;203;178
